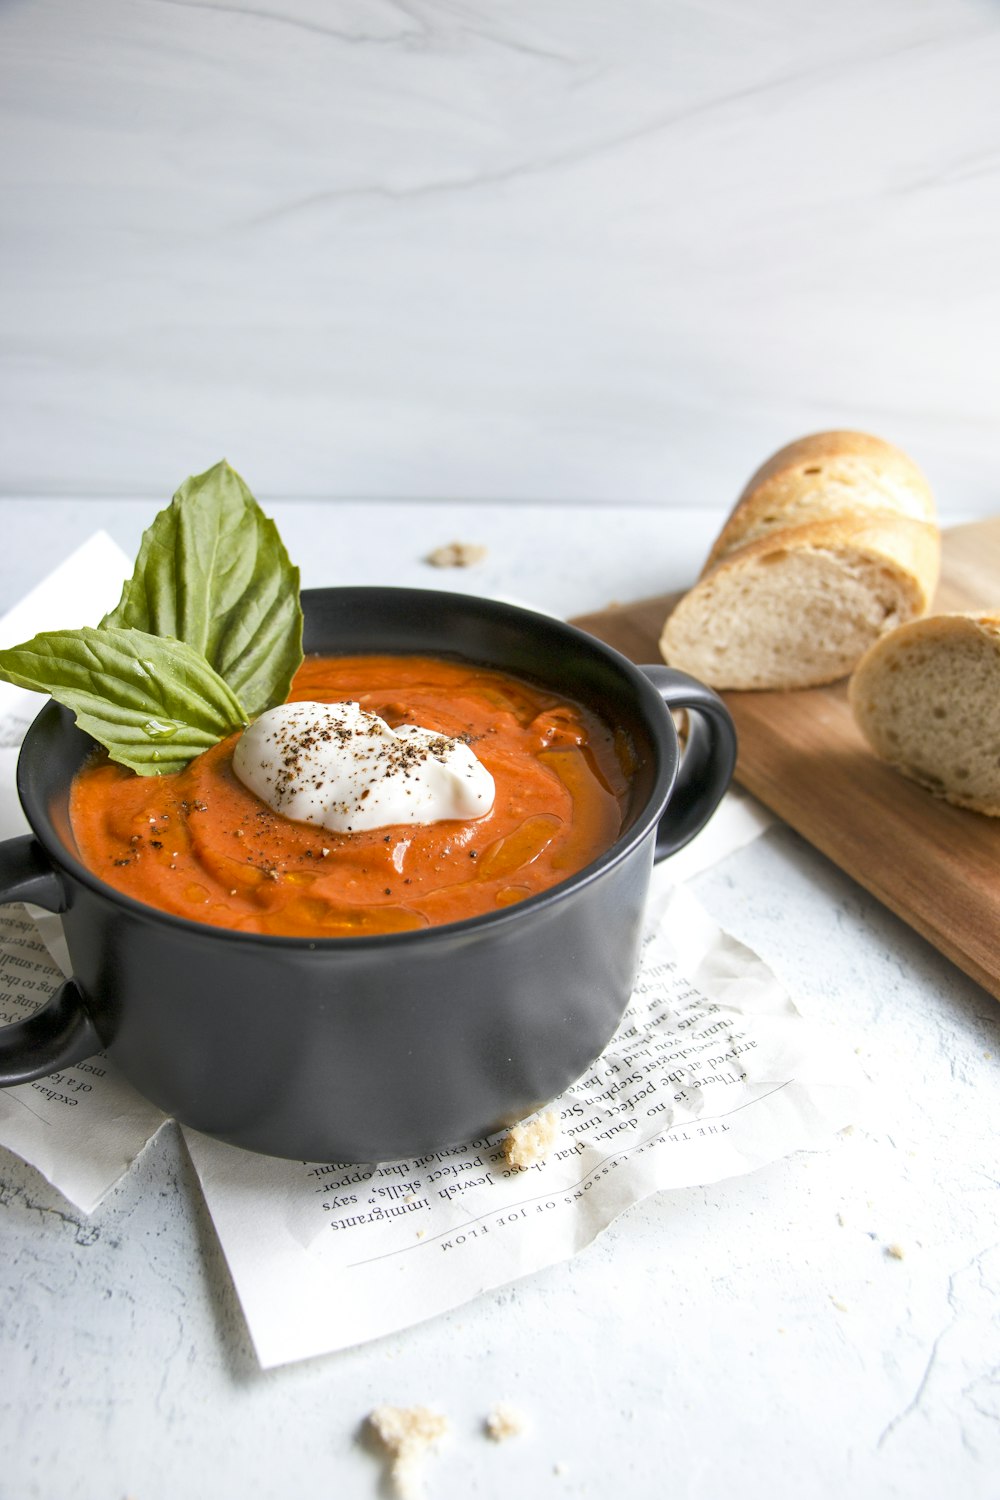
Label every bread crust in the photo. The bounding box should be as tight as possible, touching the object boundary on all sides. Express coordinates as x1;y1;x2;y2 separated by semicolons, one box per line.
704;430;935;573
701;511;941;608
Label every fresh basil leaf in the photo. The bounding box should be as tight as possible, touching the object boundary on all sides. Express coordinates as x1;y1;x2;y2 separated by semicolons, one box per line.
102;459;303;719
0;626;248;776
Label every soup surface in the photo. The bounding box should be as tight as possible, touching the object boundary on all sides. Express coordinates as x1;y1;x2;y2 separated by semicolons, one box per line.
69;654;632;936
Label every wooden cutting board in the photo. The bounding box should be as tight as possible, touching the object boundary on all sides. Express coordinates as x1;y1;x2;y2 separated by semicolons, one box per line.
572;518;1000;1001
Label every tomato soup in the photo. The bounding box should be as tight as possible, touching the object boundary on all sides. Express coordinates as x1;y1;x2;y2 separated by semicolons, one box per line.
68;654;632;937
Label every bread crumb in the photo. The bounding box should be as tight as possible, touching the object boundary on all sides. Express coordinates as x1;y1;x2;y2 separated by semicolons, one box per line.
367;1405;448;1497
885;1242;906;1260
830;1297;850;1313
425;541;487;568
484;1401;525;1442
502;1110;559;1169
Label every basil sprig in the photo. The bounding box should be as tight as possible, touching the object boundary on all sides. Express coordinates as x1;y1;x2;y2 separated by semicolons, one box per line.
0;461;304;776
103;460;302;720
0;627;249;776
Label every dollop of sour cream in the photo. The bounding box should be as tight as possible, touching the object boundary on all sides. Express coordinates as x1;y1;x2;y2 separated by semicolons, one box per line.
232;700;495;832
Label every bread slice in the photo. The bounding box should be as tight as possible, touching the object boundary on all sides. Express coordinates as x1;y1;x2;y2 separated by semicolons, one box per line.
659;513;941;691
849;613;1000;815
704;430;935;572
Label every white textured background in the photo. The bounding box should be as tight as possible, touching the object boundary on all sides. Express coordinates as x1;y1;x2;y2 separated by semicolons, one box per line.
1;0;999;512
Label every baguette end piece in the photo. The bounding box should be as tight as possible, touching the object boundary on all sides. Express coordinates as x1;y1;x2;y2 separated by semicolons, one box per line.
848;613;1000;816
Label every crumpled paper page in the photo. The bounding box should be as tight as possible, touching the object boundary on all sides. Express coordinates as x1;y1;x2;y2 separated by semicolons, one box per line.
0;534;168;1211
0;906;167;1212
184;870;866;1367
0;533;860;1372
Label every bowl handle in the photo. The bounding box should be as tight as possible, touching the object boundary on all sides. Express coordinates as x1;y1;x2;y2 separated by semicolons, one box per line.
0;835;101;1086
639;667;738;862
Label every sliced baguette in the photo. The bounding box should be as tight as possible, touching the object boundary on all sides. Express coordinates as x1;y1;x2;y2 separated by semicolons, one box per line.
849;613;1000;816
704;430;936;572
659;512;941;691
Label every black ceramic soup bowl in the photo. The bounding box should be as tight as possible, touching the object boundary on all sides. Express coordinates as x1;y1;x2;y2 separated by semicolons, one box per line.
0;587;736;1162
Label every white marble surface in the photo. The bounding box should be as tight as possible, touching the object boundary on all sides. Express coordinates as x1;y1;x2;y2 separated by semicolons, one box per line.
0;496;725;624
0;498;997;1500
2;0;999;513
